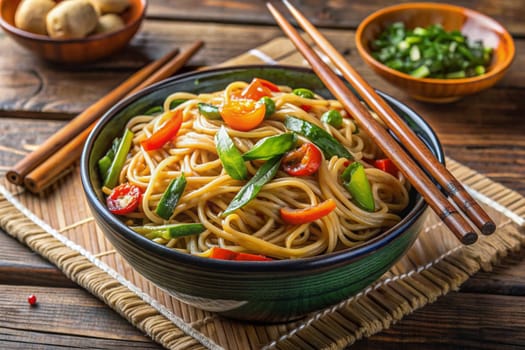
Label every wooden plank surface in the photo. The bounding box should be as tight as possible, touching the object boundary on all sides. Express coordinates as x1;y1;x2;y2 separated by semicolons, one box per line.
1;20;523;116
145;0;525;36
1;0;524;349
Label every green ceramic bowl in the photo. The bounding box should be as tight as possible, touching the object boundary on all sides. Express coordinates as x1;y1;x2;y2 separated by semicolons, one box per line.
81;65;444;322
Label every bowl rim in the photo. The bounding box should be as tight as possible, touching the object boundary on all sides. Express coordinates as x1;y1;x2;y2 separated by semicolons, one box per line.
355;2;516;85
81;64;444;273
0;0;147;43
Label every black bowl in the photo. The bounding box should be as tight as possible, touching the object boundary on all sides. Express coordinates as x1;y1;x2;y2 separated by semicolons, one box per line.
81;65;444;322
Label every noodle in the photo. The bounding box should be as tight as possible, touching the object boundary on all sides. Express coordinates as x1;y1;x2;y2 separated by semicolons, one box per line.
102;79;410;260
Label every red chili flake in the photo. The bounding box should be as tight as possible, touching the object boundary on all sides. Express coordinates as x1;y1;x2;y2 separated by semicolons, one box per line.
27;294;37;306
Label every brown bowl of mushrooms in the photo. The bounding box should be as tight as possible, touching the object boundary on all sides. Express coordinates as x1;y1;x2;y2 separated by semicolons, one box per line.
0;0;146;63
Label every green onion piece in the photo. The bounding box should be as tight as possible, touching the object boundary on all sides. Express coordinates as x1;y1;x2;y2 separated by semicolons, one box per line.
341;162;375;212
169;99;188;109
215;126;248;180
97;156;112;180
370;22;493;79
155;173;187;220
405;35;422;45
397;40;409;51
198;103;222;120
413;27;427;36
222;155;281;216
292;88;315;99
284;116;352;160
144;106;163;116
386;58;404;70
103;129;134;189
320;110;343;128
132;223;205;240
97;137;120;179
242;133;296;161
474;65;486;75
258;96;275;118
410;65;430;78
445;70;466;79
409;45;421;61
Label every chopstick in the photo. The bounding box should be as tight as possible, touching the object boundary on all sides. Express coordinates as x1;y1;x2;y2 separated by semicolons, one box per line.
280;0;495;236
9;40;204;193
267;2;485;245
6;46;180;187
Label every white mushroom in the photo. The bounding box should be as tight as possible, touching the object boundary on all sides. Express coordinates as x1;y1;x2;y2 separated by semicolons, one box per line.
14;0;56;35
46;0;98;39
89;0;130;14
94;13;125;34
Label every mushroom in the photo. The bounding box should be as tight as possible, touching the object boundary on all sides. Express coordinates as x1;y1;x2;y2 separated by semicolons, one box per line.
14;0;56;35
94;13;125;34
89;0;130;14
46;0;98;39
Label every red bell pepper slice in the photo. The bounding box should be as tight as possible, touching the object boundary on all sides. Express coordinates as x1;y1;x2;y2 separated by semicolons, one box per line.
219;98;266;131
373;158;398;177
280;198;336;225
232;78;280;101
106;183;143;215
209;247;272;261
141;109;183;151
254;78;280;92
282;142;322;177
300;104;313;112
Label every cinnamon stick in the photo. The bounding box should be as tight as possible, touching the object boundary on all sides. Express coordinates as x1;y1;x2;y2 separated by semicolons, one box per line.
6;47;181;186
24;40;204;193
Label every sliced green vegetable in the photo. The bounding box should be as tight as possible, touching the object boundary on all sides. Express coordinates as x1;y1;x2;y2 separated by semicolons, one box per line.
103;129;134;189
409;64;430;78
169;99;188;109
445;70;466;79
215;126;248;180
132;223;205;240
284;116;352;160
258;96;275;118
320;110;343;128
341;162;375;212
155;173;187;220
198;103;222;120
97;137;120;180
98;156;112;180
242;133;296;161
292;88;315;99
370;22;493;79
222;155;282;216
144;106;163;116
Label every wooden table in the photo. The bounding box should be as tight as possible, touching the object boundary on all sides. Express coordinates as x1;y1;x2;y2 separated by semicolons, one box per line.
1;1;524;349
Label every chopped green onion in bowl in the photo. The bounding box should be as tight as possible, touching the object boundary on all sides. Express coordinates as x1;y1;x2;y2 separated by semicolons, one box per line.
370;22;493;79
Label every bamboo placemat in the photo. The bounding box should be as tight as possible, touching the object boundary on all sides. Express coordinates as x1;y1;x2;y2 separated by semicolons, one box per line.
1;38;524;350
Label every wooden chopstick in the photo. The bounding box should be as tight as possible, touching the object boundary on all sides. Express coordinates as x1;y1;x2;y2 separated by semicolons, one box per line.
20;40;204;193
267;2;479;245
281;0;495;236
6;46;181;187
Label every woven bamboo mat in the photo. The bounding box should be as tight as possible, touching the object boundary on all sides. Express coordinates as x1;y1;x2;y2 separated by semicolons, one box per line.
1;38;524;350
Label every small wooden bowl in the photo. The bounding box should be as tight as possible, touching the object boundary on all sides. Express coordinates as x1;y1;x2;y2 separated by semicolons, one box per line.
0;0;146;64
355;3;515;103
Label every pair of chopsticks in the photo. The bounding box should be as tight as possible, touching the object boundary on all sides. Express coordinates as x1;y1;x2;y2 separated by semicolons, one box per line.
6;40;204;194
267;1;495;244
